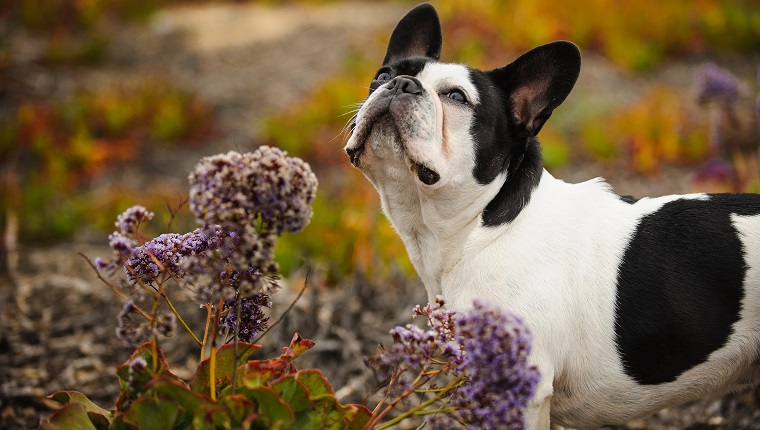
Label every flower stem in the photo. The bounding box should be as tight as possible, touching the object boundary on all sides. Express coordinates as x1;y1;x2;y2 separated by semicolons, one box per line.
209;297;224;402
79;253;151;319
374;375;463;430
160;290;201;346
231;293;242;395
201;303;212;362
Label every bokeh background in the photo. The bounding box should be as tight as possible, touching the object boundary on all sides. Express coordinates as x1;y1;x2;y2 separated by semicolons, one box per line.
2;1;760;428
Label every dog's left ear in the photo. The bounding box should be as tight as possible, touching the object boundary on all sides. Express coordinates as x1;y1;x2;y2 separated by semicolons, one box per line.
383;3;442;65
490;41;581;137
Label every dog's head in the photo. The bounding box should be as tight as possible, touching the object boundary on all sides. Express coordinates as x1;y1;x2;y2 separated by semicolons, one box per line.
344;3;581;226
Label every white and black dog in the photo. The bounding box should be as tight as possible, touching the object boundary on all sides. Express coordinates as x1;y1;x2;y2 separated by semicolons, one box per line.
344;3;760;429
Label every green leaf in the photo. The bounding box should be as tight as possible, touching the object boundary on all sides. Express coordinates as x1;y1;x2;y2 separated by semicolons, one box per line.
236;385;294;428
145;377;213;428
220;394;257;426
48;390;112;425
271;376;311;413
292;398;345;430
122;397;181;430
189;342;261;397
241;357;295;389
115;343;182;410
106;414;133;430
282;333;315;361
295;370;334;399
39;403;99;430
342;404;372;430
191;404;231;430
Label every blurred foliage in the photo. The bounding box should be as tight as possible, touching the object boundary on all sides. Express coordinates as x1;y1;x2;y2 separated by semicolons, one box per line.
0;81;213;241
2;0;173;65
579;86;711;175
435;0;760;71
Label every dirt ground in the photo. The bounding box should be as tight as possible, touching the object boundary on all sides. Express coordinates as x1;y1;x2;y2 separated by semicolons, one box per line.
1;2;759;429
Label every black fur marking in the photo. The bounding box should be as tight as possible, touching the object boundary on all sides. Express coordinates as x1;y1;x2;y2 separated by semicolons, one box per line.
472;44;580;226
466;67;544;226
382;3;441;66
480;138;543;226
620;195;639;204
614;194;760;385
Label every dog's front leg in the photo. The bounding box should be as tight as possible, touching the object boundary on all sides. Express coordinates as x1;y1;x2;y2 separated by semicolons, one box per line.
525;394;552;430
525;375;553;430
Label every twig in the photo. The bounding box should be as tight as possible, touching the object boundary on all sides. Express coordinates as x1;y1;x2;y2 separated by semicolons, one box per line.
252;265;311;344
231;291;242;395
78;253;151;320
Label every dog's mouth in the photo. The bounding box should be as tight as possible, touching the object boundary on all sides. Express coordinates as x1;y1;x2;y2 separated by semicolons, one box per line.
413;161;440;185
348;125;440;185
347;101;440;185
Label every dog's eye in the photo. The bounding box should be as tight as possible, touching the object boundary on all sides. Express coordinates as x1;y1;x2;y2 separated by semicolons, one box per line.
447;90;468;104
376;72;392;82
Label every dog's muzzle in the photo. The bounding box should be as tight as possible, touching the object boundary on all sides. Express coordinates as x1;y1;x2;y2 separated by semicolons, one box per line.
346;75;440;185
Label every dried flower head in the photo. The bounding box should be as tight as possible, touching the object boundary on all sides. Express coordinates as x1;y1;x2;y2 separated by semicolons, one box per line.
188;146;318;235
369;297;540;430
444;299;540;430
116;301;152;347
221;294;272;342
155;312;176;338
694;62;747;105
366;297;460;389
116;205;154;235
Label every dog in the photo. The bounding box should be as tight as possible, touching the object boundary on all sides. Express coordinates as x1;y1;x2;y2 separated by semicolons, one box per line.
344;3;760;429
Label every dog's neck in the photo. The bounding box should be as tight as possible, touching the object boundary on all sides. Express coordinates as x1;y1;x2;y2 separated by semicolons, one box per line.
378;148;544;302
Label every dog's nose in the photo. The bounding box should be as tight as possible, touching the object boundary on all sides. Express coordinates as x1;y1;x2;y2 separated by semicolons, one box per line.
388;76;422;95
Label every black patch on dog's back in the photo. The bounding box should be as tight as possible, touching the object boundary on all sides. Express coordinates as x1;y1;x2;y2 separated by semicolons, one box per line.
614;194;760;385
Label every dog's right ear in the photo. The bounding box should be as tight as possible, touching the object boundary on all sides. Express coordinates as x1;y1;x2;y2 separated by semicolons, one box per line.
490;41;581;138
382;3;442;65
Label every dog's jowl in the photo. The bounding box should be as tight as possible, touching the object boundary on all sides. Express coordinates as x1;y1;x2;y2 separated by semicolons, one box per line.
344;3;760;429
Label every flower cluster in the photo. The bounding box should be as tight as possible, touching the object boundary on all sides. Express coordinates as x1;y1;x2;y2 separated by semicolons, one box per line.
98;146;318;348
188;146;318;235
692;63;760;191
101;206;154;268
115;301;177;347
221;294;272;343
694;62;747;106
366;297;459;385
368;298;539;430
116;301;152;347
444;299;540;429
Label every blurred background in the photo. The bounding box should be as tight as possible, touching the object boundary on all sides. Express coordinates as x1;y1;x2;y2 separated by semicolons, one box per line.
1;0;760;428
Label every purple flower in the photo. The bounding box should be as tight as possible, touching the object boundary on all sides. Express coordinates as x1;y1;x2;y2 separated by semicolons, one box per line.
221;294;271;342
370;297;539;430
108;232;138;262
444;299;540;430
125;233;185;283
180;227;280;302
188;146;318;236
694;63;746;105
116;301;152;347
155;312;176;337
116;206;154;235
366;297;460;386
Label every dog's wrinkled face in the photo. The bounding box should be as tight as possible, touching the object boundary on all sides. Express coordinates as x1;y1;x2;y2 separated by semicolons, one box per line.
347;59;481;190
345;3;580;226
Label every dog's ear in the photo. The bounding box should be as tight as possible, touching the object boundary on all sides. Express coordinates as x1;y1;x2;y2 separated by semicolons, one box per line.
490;41;581;137
382;3;442;65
